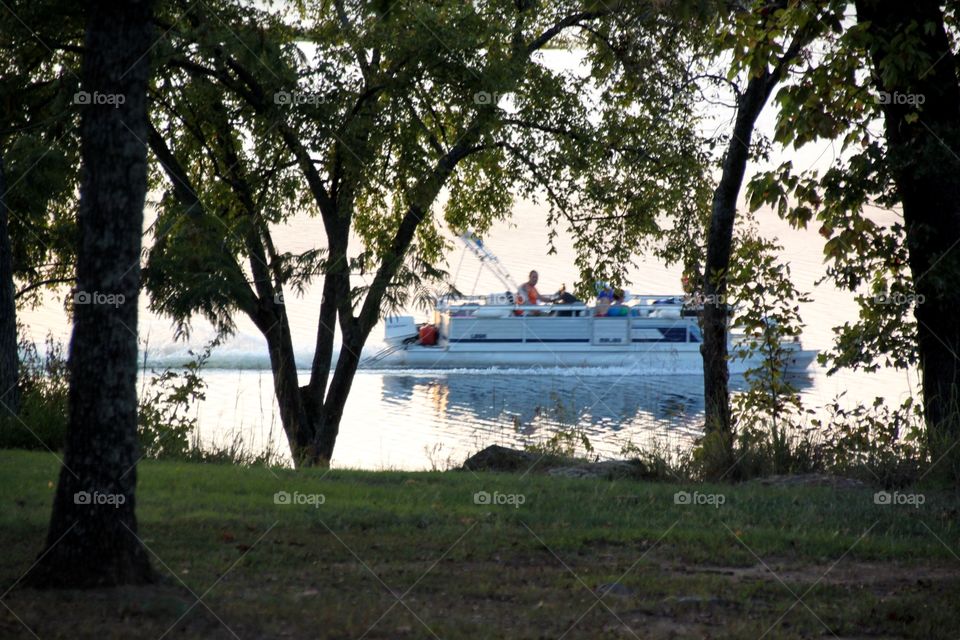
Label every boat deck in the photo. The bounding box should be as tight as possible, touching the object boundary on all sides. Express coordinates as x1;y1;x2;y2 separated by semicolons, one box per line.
377;296;816;372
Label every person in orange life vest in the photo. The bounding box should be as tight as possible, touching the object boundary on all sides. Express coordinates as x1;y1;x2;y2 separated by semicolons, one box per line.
516;270;541;315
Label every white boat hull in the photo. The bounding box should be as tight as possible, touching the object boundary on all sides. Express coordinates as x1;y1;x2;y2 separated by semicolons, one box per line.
378;345;816;372
376;302;818;373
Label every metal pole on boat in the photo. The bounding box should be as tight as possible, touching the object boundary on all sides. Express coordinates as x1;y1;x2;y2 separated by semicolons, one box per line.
459;231;519;292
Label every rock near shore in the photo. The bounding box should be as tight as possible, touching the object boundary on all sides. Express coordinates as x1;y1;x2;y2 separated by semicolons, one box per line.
462;445;647;479
461;445;540;472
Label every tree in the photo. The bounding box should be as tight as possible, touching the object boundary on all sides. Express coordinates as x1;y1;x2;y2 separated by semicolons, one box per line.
853;0;960;460
144;0;706;466
27;0;155;588
575;1;838;474
0;7;82;420
0;153;16;417
567;3;713;291
695;1;832;469
748;0;960;469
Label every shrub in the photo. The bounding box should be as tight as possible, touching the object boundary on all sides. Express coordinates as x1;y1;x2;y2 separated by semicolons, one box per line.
815;396;927;488
137;343;212;459
0;334;69;451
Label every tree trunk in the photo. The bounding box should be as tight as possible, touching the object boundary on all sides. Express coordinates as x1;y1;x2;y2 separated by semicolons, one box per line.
257;304;316;463
313;327;366;464
27;0;154;588
697;10;818;475
296;139;483;466
701;75;773;465
856;0;960;460
0;151;19;417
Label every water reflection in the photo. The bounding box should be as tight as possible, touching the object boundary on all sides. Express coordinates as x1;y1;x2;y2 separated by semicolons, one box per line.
378;370;816;456
191;367;819;469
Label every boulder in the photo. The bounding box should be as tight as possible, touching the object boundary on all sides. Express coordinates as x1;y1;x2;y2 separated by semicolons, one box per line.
462;445;539;472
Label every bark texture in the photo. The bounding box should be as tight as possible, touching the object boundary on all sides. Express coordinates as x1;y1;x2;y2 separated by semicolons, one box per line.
28;0;154;588
702;75;779;454
856;0;960;457
700;12;812;471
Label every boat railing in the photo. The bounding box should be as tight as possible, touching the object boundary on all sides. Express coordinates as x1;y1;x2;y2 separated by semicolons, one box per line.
623;294;686;304
437;302;593;312
437;293;688;304
435;293;691;316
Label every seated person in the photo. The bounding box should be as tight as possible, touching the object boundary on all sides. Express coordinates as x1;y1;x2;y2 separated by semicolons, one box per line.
553;283;581;316
594;283;614;317
607;290;629;316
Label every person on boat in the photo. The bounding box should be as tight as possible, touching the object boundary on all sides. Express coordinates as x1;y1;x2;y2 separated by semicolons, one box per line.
607;290;629;316
553;284;582;316
514;270;543;316
594;282;613;316
518;270;540;306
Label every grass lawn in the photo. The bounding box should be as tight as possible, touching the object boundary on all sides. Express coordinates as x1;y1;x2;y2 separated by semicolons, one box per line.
1;449;959;639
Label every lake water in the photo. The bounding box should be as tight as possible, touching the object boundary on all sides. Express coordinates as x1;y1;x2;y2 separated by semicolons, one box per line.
20;198;917;469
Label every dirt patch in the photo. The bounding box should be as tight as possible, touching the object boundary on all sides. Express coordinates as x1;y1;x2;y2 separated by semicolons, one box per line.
0;583;240;640
3;553;958;639
667;559;959;595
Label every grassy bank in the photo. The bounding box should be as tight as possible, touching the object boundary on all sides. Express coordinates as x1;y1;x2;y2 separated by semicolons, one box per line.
1;450;959;639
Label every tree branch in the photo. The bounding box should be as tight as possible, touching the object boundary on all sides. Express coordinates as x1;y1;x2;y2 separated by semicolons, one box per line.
527;9;611;54
146;119;259;317
15;277;75;299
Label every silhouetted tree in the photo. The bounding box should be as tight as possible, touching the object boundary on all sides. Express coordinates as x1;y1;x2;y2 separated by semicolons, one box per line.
855;0;960;459
0;153;17;417
27;0;154;588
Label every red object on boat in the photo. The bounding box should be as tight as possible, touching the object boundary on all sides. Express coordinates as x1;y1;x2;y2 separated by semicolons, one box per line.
418;324;438;346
